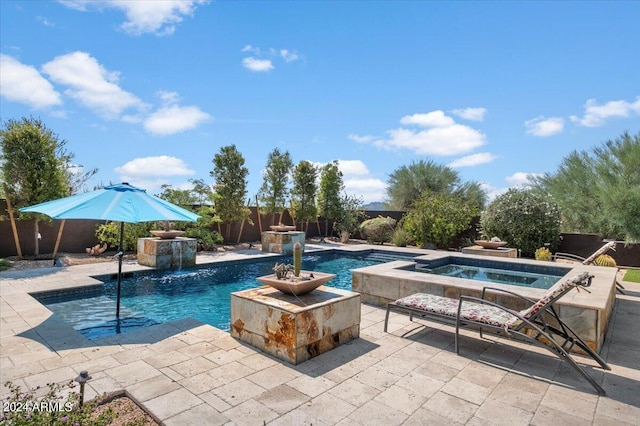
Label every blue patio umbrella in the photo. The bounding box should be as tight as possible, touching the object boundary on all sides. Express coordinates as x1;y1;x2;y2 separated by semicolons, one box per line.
20;183;200;319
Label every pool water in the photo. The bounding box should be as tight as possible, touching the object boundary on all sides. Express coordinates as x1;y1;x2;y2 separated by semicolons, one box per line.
36;252;405;339
415;256;569;289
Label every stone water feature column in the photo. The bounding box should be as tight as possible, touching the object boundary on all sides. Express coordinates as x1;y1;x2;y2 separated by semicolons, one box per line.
137;237;197;269
261;231;305;255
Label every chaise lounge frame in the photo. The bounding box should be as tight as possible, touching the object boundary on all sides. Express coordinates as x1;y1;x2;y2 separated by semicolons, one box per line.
384;272;610;395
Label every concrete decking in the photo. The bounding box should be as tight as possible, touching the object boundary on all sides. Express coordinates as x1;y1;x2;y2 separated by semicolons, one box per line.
1;246;639;425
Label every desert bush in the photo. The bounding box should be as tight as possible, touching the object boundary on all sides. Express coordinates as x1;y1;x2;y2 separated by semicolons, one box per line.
535;247;552;261
392;227;410;247
403;192;479;249
480;188;561;258
2;380;115;425
359;216;396;244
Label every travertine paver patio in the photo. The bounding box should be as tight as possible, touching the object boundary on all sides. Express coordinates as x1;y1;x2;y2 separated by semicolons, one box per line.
1;248;639;425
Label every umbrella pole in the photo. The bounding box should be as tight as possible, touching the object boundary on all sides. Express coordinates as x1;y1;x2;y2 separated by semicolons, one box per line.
116;222;124;319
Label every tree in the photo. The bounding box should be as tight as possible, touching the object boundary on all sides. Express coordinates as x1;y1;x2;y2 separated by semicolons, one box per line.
386;160;486;210
532;132;640;241
480;188;561;257
317;161;344;238
210;145;250;241
403;191;480;249
290;160;318;231
0;117;97;256
258;148;293;224
334;193;365;242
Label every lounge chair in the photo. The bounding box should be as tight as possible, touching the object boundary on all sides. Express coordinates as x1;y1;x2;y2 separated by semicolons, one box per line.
554;241;625;294
384;272;610;395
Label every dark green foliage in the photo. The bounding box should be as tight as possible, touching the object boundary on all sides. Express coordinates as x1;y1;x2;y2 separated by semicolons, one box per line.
403;191;480;249
317;161;344;237
95;221;153;251
157;181;223;250
480;188;561;258
291;160;318;227
533;132;640;241
210;145;250;241
334;193;365;242
258;148;293;219
386;160;486;211
1;117;96;255
359;216;397;244
0;258;10;271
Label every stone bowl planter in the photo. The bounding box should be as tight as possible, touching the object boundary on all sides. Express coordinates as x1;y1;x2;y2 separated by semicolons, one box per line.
270;225;296;232
257;271;336;296
474;240;508;249
150;230;186;239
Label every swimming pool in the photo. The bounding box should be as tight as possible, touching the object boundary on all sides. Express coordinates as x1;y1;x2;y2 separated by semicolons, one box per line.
415;256;569;289
35;251;415;339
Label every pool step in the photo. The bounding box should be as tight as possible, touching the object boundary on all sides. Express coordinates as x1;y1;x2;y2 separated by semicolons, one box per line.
364;253;417;263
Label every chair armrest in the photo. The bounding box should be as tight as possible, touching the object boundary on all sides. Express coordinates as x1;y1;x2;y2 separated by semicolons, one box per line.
480;286;538;305
552;252;586;262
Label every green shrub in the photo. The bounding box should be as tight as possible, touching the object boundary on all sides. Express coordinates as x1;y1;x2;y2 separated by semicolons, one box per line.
184;227;223;251
391;227;410;247
535;247;552;261
403;192;479;249
0;258;10;271
95;221;153;251
480;189;561;258
359;216;396;244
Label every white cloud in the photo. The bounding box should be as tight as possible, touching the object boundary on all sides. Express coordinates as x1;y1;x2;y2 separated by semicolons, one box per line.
369;110;486;156
448;152;497;168
344;178;387;204
144;105;210;135
375;124;486;156
42;51;144;118
242;57;274;72
505;172;542;187
450;107;487;121
570;97;640;127
337;160;369;176
524;116;564;136
348;134;375;143
480;182;507;202
280;49;299;62
400;110;455;127
58;0;209;36
115;156;196;177
0;54;62;109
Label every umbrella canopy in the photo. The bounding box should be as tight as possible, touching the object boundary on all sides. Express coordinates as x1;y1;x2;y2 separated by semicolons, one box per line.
20;183;200;321
19;182;200;223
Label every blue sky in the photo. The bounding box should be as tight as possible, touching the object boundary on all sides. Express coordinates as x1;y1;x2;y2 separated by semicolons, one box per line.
1;1;639;204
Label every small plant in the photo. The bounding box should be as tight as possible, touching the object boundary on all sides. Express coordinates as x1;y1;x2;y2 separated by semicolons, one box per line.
623;269;640;283
594;254;617;267
391;228;410;247
2;380;115;425
273;263;293;279
535;247;552;261
0;258;10;271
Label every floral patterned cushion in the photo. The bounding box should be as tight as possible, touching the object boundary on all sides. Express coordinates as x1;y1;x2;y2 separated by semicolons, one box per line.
504;271;591;329
394;293;518;328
